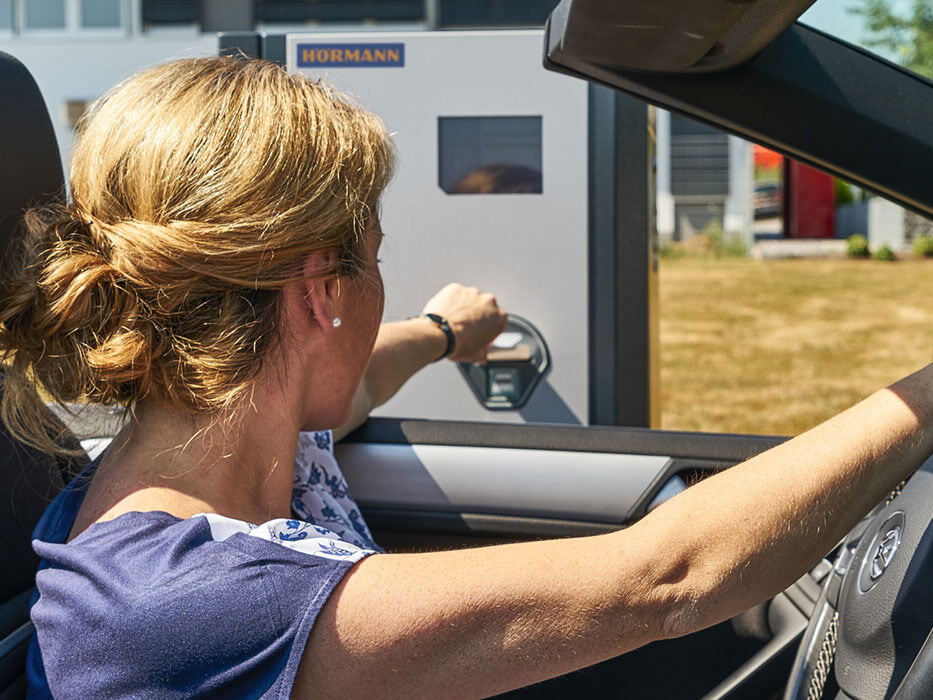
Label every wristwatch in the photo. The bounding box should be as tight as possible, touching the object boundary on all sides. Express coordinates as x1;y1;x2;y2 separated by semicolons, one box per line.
421;313;456;361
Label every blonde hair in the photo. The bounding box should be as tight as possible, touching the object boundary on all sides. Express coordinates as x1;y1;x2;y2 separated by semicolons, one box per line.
0;56;394;452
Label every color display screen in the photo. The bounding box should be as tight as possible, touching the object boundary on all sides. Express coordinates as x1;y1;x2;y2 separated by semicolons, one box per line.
438;116;542;195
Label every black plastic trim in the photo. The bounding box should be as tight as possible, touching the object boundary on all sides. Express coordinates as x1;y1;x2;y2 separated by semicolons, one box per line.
262;34;287;66
344;417;787;461
0;588;33;693
705;592;807;700
547;0;814;74
587;84;654;428
892;626;933;699
545;21;933;218
363;507;620;540
217;32;286;67
217;31;260;59
626;457;728;521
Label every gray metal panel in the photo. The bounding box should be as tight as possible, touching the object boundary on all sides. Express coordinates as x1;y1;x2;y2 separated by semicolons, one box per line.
261;33;286;66
217;31;260;59
335;443;670;522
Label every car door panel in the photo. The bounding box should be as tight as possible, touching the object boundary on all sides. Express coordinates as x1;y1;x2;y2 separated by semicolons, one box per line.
336;443;670;523
342;418;809;698
342;417;786;546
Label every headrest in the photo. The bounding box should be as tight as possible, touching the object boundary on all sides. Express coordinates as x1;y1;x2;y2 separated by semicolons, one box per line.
0;55;70;602
0;51;64;251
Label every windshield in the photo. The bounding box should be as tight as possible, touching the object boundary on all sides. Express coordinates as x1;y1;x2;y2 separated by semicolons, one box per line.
800;0;933;79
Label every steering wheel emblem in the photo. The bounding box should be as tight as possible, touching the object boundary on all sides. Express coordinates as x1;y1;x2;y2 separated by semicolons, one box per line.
870;526;900;580
858;512;905;593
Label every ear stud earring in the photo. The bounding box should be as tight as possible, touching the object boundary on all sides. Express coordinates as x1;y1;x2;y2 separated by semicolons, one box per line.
332;317;342;328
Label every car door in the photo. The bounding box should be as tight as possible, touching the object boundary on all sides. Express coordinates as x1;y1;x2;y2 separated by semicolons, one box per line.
339;419;806;698
334;1;933;697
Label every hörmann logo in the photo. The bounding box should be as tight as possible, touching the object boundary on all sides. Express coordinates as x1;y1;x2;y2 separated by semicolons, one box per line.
297;43;405;68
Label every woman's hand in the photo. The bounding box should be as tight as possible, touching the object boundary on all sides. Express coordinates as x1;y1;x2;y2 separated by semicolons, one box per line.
334;283;508;440
421;283;509;363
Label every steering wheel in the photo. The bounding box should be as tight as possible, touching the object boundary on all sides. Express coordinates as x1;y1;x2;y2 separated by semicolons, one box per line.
784;457;933;699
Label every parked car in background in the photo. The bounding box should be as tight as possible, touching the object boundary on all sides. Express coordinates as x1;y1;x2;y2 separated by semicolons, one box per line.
753;180;782;219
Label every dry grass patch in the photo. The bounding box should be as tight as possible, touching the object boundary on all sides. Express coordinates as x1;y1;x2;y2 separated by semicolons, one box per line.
659;257;933;436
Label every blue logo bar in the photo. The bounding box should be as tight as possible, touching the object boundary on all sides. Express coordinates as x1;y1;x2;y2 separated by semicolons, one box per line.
296;43;405;68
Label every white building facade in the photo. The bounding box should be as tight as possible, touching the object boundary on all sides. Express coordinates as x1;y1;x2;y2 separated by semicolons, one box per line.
0;1;218;167
2;0;755;246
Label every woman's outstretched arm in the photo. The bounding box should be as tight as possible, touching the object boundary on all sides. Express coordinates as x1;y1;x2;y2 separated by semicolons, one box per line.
333;283;507;440
297;363;933;699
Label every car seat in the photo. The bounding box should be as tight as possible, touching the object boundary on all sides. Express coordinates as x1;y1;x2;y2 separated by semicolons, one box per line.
0;51;85;699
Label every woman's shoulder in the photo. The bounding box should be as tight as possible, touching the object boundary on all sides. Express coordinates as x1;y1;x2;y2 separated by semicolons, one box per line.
31;508;375;699
37;507;374;579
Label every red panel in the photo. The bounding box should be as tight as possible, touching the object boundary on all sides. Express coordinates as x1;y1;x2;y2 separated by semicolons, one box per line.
785;160;835;238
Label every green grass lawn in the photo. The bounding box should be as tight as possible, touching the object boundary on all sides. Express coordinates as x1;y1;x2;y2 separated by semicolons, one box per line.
659;257;933;436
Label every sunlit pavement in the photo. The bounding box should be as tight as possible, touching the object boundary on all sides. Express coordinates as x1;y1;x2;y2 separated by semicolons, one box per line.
752;238;847;259
753;216;783;238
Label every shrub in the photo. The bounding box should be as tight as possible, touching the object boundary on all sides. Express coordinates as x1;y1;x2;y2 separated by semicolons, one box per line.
912;235;933;257
873;244;896;262
658;222;749;261
835;179;854;206
705;220;725;252
658;242;684;259
721;235;748;258
703;221;748;259
846;234;870;258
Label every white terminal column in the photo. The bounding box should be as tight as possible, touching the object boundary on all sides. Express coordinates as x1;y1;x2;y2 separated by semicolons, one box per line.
287;31;590;425
654;108;674;242
725;135;754;250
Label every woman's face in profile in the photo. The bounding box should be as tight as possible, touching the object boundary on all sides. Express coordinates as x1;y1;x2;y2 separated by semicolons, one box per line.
301;217;385;430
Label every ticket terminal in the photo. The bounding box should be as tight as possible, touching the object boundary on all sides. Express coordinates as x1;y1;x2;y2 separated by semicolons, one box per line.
279;30;658;426
457;315;551;411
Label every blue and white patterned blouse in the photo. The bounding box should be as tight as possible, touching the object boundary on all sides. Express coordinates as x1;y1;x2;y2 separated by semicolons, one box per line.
26;430;378;699
291;429;380;552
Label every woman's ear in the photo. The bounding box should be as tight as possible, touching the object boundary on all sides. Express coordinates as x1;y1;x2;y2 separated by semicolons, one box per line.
301;249;340;333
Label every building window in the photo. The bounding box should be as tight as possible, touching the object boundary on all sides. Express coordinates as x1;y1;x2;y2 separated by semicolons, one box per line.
0;0;13;29
81;0;120;27
438;0;558;27
141;0;199;27
25;0;65;29
16;0;125;31
254;0;425;25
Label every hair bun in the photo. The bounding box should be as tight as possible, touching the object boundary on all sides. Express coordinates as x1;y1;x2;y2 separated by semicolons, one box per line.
3;56;395;455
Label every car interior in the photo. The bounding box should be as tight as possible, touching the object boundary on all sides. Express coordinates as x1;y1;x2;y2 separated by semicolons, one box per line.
2;0;933;697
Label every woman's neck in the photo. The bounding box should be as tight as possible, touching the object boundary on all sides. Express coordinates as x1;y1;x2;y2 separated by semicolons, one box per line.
69;388;303;540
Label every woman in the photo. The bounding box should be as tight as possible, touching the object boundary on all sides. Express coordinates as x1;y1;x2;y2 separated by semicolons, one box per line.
2;56;932;699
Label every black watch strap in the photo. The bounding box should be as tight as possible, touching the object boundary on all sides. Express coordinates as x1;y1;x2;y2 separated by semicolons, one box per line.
421;313;456;361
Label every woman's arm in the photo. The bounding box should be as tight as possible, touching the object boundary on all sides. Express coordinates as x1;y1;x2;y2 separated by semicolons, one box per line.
333;283;507;440
297;363;933;699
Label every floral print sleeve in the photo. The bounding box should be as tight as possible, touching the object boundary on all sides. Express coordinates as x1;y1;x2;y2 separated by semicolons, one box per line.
291;430;382;552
